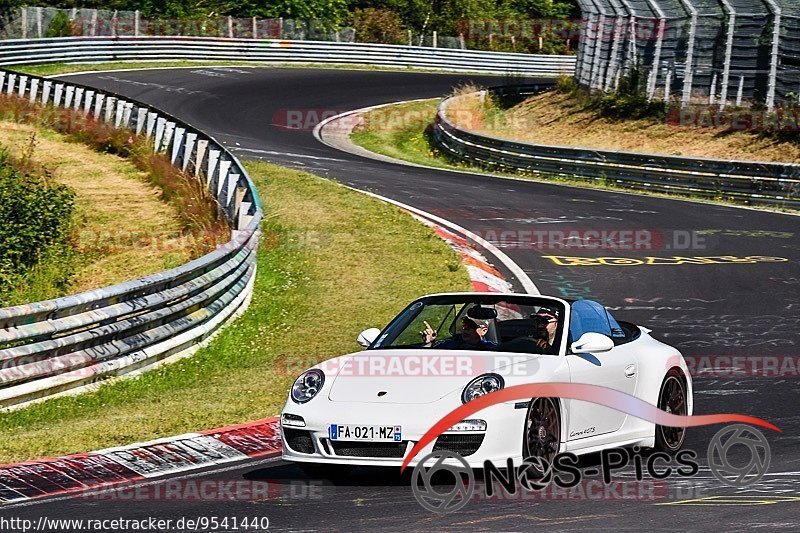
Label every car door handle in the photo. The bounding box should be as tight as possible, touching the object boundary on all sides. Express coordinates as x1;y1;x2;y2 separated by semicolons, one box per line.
625;364;637;378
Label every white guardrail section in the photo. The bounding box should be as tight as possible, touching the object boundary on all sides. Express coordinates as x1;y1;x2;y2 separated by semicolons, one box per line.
0;65;263;409
432;85;800;209
0;36;577;76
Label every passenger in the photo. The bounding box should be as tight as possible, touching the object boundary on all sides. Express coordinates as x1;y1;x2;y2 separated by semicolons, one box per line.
531;307;560;353
493;306;560;354
421;316;497;350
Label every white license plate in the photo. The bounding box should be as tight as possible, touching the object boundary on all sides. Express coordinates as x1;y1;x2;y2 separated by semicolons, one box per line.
328;424;401;442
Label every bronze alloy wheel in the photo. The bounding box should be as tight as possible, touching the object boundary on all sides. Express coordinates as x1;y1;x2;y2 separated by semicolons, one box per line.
523;397;561;464
655;372;688;453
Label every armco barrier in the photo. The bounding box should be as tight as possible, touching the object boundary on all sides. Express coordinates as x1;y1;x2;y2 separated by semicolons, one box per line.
0;36;577;76
432;86;800;209
0;65;263;409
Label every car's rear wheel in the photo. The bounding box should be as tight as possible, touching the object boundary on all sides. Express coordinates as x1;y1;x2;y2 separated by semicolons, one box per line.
523;397;561;466
655;370;688;453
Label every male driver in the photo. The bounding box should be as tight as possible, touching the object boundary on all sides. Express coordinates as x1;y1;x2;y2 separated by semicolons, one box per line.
421;316;497;350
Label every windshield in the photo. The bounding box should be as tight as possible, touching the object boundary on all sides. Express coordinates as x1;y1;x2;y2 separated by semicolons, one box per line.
371;295;566;354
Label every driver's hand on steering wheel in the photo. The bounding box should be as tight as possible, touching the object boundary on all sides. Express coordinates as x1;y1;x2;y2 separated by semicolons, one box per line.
421;320;437;346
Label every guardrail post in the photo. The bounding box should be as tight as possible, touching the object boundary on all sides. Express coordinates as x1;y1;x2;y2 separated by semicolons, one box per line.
64;85;75;108
161;121;175;152
6;73;17;95
53;82;63;106
17;76;28;98
122;102;134;128
93;93;105;118
73;87;84;110
83;90;94;114
238;201;253;230
195;140;209;178
145;111;158;138
171;127;186;164
182;133;198;172
114;100;125;127
252;17;257;39
217;160;232;197
228;16;234;38
29;79;39;103
135;107;147;135
154;117;167;152
206;149;221;188
134;10;140;36
41;80;52;104
432;31;437;48
0;72;5;94
104;96;116;123
225;172;240;208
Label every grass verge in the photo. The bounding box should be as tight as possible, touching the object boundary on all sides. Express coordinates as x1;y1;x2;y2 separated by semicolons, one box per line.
350;98;800;212
0;161;470;463
446;83;800;164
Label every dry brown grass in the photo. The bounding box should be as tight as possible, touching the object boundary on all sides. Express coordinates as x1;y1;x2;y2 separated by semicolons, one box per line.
0;122;191;292
447;89;800;163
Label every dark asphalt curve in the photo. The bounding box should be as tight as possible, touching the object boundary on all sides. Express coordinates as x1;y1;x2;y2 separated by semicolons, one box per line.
3;66;798;531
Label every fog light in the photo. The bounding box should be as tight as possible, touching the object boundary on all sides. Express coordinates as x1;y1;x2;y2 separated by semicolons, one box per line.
281;413;306;427
448;419;487;432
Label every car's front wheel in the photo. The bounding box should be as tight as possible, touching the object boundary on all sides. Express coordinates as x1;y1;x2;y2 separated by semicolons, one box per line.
654;370;688;453
523;397;561;465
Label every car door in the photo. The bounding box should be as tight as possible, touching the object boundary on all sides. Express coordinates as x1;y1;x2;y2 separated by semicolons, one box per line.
565;301;639;440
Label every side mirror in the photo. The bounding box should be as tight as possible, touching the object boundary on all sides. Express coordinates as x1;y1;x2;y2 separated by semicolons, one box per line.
571;332;614;354
357;328;381;348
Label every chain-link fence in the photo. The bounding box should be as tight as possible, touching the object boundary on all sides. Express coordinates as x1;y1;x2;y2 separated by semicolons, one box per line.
0;6;473;48
574;0;798;110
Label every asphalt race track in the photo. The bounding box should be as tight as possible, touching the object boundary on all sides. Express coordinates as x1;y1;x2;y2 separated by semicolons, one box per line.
3;67;799;530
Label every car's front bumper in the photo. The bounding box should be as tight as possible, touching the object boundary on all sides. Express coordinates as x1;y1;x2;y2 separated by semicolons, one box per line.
281;400;526;468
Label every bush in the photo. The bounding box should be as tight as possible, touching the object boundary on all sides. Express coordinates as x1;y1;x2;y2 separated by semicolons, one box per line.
0;145;76;305
351;8;405;44
45;11;78;38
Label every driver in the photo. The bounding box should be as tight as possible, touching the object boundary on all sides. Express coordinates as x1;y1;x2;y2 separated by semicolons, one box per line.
421;316;497;350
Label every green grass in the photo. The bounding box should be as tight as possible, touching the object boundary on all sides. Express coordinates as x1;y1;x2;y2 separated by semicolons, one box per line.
349;99;800;213
14;61;511;78
0;161;470;463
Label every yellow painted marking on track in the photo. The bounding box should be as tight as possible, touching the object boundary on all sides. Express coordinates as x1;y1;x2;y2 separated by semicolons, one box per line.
542;255;789;267
658;495;800;506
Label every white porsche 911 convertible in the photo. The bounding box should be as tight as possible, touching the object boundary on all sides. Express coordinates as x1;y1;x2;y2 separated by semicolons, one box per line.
280;293;693;472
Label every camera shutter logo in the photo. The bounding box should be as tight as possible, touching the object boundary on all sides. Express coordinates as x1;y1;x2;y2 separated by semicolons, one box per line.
708;424;771;487
411;451;474;514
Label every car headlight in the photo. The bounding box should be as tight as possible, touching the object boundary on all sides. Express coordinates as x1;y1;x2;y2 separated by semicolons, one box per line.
462;373;505;404
291;369;325;404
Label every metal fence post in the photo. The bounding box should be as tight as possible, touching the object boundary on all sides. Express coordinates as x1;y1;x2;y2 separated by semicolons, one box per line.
36;7;43;38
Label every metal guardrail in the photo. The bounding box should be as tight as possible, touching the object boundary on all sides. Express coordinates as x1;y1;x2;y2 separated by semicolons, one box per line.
0;36;577;76
0;65;263;409
432;86;800;209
